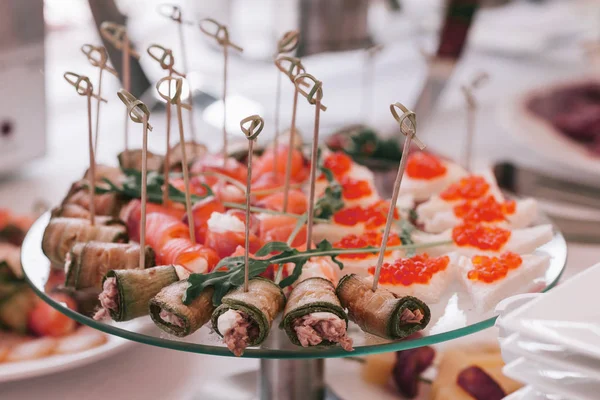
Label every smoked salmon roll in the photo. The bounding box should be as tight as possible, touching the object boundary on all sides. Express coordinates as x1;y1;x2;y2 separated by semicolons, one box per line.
204;212;262;259
121;199;186;243
256;189;308;215
144;213;190;253
158;238;219;274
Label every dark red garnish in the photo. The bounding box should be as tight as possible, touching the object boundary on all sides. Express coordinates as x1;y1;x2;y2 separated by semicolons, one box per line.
392;346;435;398
457;365;506;400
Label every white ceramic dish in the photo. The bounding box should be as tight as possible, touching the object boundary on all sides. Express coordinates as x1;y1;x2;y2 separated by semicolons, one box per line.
0;319;146;383
498;263;600;360
498;78;600;176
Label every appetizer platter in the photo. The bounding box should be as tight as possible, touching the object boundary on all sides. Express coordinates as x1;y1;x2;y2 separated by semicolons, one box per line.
19;6;567;399
0;209;143;383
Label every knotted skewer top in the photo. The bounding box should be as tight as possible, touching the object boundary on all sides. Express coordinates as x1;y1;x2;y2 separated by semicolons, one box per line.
460;72;489;108
147;44;185;76
81;44;118;76
240;115;265;140
294;73;327;111
277;30;300;54
274;55;308;84
63;72;107;102
155;76;191;110
99;22;140;58
198;18;243;52
389;102;424;150
117;89;153;131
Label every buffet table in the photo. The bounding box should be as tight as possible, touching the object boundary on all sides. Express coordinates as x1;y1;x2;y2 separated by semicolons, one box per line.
1;1;599;397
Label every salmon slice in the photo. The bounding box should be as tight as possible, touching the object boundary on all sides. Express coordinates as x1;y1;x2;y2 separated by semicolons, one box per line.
252;145;308;183
123;199;186;242
190;154;247;185
205;229;262;259
256;189;308;215
159;238;220;273
145;213;190;252
182;196;226;244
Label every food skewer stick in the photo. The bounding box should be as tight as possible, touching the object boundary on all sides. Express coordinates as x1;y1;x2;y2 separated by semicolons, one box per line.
361;44;384;123
294;73;327;250
240;114;265;292
371;103;425;292
157;76;195;242
117;89;153;269
157;4;198;145
147;44;185;205
81;44;118;155
198;18;243;166
274;55;310;212
100;22;140;168
272;31;301;176
460;72;488;172
63;72;107;226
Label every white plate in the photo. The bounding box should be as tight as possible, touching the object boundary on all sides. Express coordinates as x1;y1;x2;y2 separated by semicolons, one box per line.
0;319;147;383
326;358;430;400
498;263;600;360
499;78;600;176
503;357;600;400
504;385;571;400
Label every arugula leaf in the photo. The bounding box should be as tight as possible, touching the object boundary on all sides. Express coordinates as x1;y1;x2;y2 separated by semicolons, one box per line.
95;168;212;205
314;183;344;219
316;148;335;183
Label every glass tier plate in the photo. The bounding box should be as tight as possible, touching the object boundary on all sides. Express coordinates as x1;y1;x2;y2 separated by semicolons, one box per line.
23;212;567;359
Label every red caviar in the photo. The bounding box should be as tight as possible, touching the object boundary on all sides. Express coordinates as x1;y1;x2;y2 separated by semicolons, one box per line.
340;176;373;199
454;196;517;223
335;232;402;260
467;252;522;283
333;201;399;229
324;152;352;178
368;254;450;286
406;152;447;180
440;176;490;201
452;223;511;251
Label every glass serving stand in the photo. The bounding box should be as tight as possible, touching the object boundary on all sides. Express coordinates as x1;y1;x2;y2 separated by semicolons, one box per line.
23;212;567;400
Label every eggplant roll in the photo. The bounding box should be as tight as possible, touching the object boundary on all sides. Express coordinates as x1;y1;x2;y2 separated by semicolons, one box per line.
282;277;353;350
64;242;155;290
118;149;163;172
42;218;128;265
61;181;124;218
211;278;285;356
149;280;215;337
51;204;126;227
94;266;178;322
336;274;431;340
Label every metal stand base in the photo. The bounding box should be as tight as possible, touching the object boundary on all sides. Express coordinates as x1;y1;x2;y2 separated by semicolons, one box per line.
194;359;341;400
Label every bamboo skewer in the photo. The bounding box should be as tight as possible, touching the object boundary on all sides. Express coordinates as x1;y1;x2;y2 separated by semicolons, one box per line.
361;44;384;124
147;44;185;206
100;22;140;169
272;31;301;177
156;76;196;243
371;103;425;292
117;90;153;269
158;4;198;146
80;44;118;155
460;72;489;172
63;72;107;227
294;73;327;250
274;55;309;212
240;115;264;292
199;18;243;166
